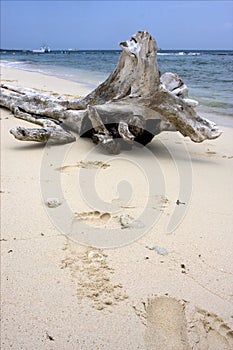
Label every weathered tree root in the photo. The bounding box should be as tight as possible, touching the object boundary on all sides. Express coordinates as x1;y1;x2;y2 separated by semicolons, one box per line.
0;31;222;154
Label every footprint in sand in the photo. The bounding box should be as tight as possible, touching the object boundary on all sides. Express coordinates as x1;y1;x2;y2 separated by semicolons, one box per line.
58;161;110;172
144;296;233;350
222;155;233;159
75;210;145;229
145;297;190;350
61;245;128;310
75;211;111;226
206;151;217;156
187;307;233;350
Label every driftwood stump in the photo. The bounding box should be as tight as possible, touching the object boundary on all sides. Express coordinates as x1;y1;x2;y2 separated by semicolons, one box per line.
0;31;221;154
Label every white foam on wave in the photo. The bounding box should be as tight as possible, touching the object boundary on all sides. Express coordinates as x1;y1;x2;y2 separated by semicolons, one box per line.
188;52;200;56
0;60;26;68
158;52;200;56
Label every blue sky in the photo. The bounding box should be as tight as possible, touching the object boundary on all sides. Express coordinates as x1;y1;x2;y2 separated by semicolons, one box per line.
1;1;233;50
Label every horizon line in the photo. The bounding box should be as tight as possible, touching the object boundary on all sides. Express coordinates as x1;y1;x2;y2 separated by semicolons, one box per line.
1;48;233;51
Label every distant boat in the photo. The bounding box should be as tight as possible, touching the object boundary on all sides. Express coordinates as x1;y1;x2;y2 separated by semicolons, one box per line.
32;46;51;54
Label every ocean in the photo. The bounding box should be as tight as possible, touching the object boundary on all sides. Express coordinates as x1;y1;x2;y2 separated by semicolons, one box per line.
1;49;233;122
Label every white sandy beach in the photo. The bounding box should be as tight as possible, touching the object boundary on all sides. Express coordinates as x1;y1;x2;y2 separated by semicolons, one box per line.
1;66;233;349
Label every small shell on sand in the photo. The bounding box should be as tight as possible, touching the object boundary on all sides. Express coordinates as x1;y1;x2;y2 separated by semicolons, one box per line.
150;246;168;255
46;198;61;208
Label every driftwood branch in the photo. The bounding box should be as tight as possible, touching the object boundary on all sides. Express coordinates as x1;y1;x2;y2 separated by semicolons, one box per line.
0;31;221;153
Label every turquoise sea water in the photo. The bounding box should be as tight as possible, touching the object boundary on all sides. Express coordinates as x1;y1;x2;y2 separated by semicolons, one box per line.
1;49;233;121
